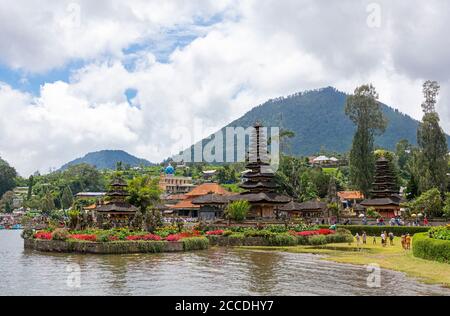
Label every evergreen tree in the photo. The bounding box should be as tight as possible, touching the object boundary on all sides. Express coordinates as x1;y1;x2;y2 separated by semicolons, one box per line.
416;81;448;193
27;175;34;200
345;84;387;197
61;186;74;210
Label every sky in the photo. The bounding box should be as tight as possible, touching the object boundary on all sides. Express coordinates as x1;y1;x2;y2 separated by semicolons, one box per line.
0;0;449;176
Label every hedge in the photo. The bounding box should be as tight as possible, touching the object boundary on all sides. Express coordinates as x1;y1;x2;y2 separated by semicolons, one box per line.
319;225;430;237
182;237;209;251
412;233;450;263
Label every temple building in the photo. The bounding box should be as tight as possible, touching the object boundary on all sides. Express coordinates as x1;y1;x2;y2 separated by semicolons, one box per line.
361;157;405;218
95;177;138;228
277;200;327;220
229;122;291;218
169;183;232;217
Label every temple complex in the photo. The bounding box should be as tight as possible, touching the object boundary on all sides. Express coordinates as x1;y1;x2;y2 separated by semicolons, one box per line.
361;157;404;218
230;122;291;218
95;177;138;228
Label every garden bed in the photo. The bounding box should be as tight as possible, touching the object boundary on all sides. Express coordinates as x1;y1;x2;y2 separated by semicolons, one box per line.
24;237;209;254
23;225;354;254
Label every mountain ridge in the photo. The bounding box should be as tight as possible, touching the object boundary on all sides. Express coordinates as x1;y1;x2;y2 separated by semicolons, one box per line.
180;87;450;159
59;150;154;171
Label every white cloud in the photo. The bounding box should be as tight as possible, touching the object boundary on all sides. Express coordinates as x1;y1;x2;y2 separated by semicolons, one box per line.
0;0;450;175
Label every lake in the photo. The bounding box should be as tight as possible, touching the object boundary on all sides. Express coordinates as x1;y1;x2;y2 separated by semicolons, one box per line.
0;230;448;296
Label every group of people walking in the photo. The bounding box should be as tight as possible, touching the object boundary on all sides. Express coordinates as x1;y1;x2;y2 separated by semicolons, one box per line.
354;231;411;250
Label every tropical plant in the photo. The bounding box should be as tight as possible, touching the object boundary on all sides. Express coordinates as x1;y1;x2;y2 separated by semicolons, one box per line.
225;200;250;222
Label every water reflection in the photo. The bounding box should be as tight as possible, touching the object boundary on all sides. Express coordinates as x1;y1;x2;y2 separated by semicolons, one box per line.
1;231;449;296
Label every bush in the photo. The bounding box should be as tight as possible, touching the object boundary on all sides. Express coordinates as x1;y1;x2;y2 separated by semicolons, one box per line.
267;234;297;246
223;230;233;236
182;237;209;251
318;225;429;237
225;200;250;222
325;233;354;244
243;229;276;238
413;233;450;263
428;226;450;241
309;235;327;245
266;225;288;233
51;228;70;241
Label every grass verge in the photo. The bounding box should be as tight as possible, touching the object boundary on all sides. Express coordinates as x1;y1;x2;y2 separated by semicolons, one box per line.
239;237;450;288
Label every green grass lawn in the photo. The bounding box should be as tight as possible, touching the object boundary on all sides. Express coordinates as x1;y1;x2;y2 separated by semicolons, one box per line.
240;237;450;288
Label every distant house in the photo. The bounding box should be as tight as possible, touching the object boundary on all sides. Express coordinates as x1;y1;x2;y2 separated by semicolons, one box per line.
159;175;195;194
75;192;106;199
310;156;340;167
202;170;217;181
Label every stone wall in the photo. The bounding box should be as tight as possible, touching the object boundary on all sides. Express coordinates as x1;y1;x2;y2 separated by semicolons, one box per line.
24;238;186;254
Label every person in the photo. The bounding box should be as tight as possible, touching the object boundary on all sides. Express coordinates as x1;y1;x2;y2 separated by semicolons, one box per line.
405;234;411;250
381;232;386;247
355;233;361;246
388;232;394;246
424;217;429;226
401;234;406;250
362;231;367;245
373;234;377;245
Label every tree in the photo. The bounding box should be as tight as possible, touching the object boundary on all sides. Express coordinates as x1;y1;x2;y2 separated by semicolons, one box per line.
27;175;34;200
403;188;443;217
416;81;448;194
225;200;250;222
127;176;161;212
345;84;387;197
443;193;450;219
395;139;413;178
0;191;15;213
60;186;74;210
0;157;17;197
41;190;56;215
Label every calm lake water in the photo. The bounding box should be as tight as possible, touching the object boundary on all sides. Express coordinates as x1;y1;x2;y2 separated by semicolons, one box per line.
0;230;449;296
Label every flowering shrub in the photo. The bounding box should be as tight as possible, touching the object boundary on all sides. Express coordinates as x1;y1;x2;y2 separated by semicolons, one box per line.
69;234;97;241
34;231;52;240
206;230;224;236
125;234;162;241
166;234;181;242
292;229;335;237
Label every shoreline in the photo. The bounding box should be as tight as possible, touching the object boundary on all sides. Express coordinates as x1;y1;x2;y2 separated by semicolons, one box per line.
238;237;450;289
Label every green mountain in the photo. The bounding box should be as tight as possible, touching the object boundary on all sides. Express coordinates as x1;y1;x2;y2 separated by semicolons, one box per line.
185;87;450;159
59;150;154;170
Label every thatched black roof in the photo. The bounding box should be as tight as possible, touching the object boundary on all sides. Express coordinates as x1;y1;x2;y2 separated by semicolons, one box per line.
277;200;327;211
191;194;230;205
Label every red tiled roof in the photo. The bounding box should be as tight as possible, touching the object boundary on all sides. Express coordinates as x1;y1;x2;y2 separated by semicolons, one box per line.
169;198;199;209
185;183;231;196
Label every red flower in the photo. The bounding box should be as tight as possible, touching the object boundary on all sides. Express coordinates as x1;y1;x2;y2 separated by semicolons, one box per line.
69;234;97;241
206;230;224;236
34;231;52;240
166;234;182;241
125;234;162;241
293;229;335;237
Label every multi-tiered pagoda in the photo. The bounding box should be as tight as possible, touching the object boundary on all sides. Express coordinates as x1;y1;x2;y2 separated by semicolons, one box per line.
95;177;138;228
230;122;291;218
361;157;404;218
